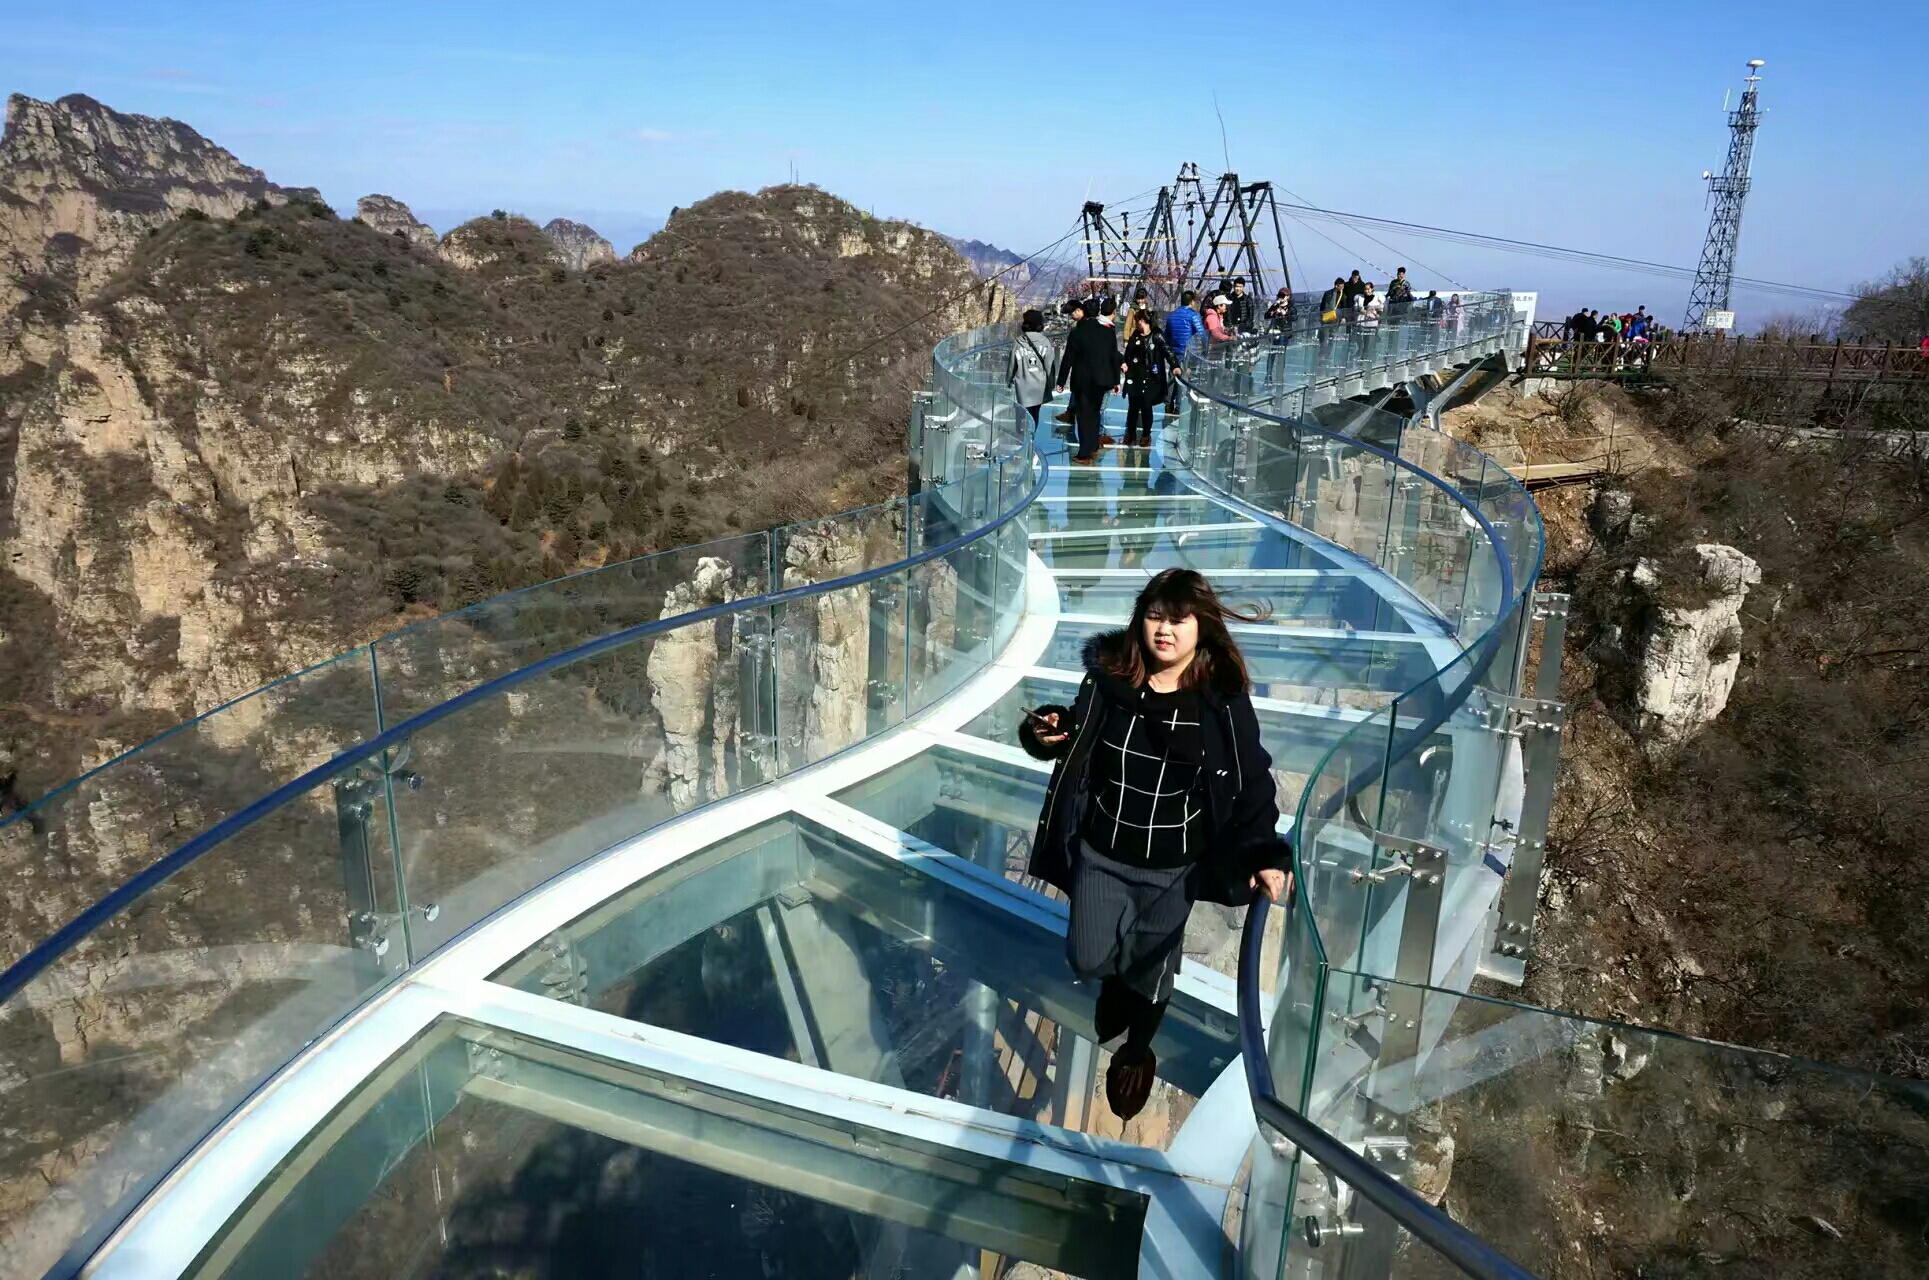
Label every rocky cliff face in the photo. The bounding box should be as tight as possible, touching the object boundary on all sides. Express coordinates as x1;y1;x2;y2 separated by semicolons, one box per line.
542;217;615;271
942;234;1080;303
1584;488;1762;754
0;101;1002;814
0;95;1012;1272
0;93;310;296
354;193;438;251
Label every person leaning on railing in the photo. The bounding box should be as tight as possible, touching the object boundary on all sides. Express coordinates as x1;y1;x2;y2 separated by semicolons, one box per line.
1017;569;1294;1122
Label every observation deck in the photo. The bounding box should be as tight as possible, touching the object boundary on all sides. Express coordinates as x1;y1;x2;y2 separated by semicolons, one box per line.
3;297;1923;1280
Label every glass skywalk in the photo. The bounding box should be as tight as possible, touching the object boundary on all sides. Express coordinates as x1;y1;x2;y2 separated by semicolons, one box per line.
2;294;1923;1280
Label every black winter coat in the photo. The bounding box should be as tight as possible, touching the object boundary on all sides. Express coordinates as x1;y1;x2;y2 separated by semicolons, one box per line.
1056;317;1122;394
1120;331;1172;402
1017;630;1291;906
1227;292;1256;334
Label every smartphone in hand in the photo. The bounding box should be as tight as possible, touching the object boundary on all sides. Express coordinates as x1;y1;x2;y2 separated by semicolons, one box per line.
1022;707;1066;737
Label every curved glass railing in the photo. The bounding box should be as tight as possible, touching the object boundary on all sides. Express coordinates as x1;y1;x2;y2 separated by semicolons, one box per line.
1168;305;1928;1278
0;335;1043;1278
1155;296;1551;1276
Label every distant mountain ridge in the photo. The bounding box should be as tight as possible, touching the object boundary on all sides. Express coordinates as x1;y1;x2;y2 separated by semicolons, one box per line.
943;234;1083;304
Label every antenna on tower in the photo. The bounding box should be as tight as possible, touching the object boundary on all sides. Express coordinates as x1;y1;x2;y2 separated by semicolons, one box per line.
1684;59;1766;332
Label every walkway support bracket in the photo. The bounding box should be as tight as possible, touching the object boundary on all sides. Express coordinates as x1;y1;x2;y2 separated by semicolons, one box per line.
1481;592;1569;986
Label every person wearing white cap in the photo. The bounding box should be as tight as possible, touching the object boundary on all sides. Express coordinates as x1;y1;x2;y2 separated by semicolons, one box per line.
1203;295;1233;343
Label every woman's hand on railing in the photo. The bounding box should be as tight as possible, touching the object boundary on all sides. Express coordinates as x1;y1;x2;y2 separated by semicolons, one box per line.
1250;867;1293;905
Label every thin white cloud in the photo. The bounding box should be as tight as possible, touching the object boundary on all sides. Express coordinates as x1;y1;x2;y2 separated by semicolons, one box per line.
634;128;673;143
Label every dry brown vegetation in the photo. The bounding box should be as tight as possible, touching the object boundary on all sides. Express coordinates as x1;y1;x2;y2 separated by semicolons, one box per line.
1431;374;1929;1276
1533;374;1929;1081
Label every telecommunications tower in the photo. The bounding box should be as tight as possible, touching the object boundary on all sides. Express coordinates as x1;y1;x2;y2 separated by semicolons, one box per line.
1683;59;1765;331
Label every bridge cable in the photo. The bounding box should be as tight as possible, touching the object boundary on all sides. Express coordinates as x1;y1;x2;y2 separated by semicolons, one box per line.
1277;201;1854;302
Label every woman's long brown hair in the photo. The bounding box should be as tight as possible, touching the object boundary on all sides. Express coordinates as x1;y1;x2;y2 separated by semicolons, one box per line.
1104;568;1269;694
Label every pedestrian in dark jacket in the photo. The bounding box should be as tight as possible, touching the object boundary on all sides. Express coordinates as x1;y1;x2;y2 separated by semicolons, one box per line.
1018;569;1294;1120
1227;277;1256;335
1056;299;1122;465
1342;270;1367;307
1265;287;1294;340
1319;277;1346;349
1054;298;1087;424
1119;312;1172;448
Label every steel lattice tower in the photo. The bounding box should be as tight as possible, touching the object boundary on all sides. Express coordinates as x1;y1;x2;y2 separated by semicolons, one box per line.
1684;60;1765;330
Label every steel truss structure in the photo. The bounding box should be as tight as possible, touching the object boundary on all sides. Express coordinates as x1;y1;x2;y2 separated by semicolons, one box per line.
1077;163;1295;310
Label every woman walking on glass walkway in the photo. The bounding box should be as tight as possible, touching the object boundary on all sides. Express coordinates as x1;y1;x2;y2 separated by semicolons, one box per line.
1017;569;1294;1120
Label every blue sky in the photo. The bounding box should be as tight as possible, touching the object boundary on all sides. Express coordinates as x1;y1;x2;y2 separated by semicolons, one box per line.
5;1;1925;322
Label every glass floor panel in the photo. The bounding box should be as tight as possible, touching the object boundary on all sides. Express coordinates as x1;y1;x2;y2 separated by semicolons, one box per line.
1032;457;1190;503
1050;569;1417;635
193;1019;1140;1280
1042;618;1435;699
1030;524;1330;571
1028;493;1246;532
489;812;1236;1151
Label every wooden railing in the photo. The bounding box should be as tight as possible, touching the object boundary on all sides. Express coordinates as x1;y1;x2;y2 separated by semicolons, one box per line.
1522;331;1929;384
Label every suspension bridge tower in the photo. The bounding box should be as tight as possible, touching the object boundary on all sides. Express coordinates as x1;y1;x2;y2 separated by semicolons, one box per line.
1683;59;1765;331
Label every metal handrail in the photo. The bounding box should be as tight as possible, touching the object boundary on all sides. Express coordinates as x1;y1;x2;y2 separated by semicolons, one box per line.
1172;365;1524;827
1172;319;1543;1276
1239;894;1539;1280
0;448;1049;1010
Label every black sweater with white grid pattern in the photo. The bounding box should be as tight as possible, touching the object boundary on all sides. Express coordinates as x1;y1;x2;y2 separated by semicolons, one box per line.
1079;687;1208;867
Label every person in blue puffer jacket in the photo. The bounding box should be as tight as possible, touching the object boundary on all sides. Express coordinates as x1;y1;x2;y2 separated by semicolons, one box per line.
1164;290;1204;361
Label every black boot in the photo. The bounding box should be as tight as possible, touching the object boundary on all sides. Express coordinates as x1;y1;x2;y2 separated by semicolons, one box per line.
1105;1046;1158;1121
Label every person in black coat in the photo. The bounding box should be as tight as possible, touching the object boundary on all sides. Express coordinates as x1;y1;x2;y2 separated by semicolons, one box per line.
1055;298;1123;465
1226;277;1257;336
1018;568;1294;1119
1118;311;1173;449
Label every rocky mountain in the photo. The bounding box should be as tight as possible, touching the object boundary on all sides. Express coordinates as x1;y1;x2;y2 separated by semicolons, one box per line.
0;93;316;295
0;94;1012;814
355;193;438;250
542;216;616;270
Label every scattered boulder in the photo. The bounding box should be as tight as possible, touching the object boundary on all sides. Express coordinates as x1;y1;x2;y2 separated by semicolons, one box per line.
1408;1108;1457;1205
542;217;616;271
1627;543;1760;752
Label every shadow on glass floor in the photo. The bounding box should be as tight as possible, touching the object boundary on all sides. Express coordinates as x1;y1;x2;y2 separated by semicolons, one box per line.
481;807;1239;1151
191;1020;1144;1280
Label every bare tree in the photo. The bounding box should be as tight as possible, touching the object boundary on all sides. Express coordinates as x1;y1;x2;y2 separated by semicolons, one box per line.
1841;256;1929;344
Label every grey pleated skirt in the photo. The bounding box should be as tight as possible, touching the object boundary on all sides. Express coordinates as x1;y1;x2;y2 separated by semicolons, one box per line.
1065;839;1193;1005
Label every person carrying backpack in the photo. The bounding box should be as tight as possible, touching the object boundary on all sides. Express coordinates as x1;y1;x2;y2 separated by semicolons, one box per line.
1007;309;1057;427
